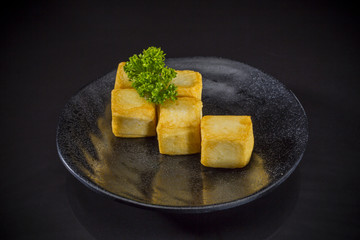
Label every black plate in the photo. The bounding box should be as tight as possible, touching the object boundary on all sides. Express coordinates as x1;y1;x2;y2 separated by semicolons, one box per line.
56;57;308;213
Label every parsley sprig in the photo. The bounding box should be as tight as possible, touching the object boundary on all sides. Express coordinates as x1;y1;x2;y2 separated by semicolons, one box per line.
124;47;177;104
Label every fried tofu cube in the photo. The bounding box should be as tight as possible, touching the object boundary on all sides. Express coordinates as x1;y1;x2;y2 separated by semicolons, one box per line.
111;89;156;137
114;62;132;89
157;97;203;155
172;70;202;100
201;116;254;168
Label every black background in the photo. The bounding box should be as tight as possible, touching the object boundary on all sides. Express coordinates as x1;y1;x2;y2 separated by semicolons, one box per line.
1;0;359;239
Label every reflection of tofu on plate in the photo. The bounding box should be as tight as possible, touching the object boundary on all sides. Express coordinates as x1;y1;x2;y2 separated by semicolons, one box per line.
172;70;202;100
201;153;269;204
157;97;203;155
111;89;156;137
201;116;254;168
114;62;132;89
151;155;200;206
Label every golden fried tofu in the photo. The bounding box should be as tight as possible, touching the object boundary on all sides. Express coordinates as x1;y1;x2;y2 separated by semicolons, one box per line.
172;70;202;100
114;62;132;89
157;97;203;155
201;116;254;168
111;89;156;137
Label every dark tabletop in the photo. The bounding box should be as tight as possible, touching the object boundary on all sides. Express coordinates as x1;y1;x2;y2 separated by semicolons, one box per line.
1;0;359;239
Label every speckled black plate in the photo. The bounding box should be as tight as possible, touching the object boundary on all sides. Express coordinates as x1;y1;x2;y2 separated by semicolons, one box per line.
56;57;308;213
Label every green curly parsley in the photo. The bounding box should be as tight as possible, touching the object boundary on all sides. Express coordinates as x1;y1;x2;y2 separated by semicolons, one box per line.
123;47;177;104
